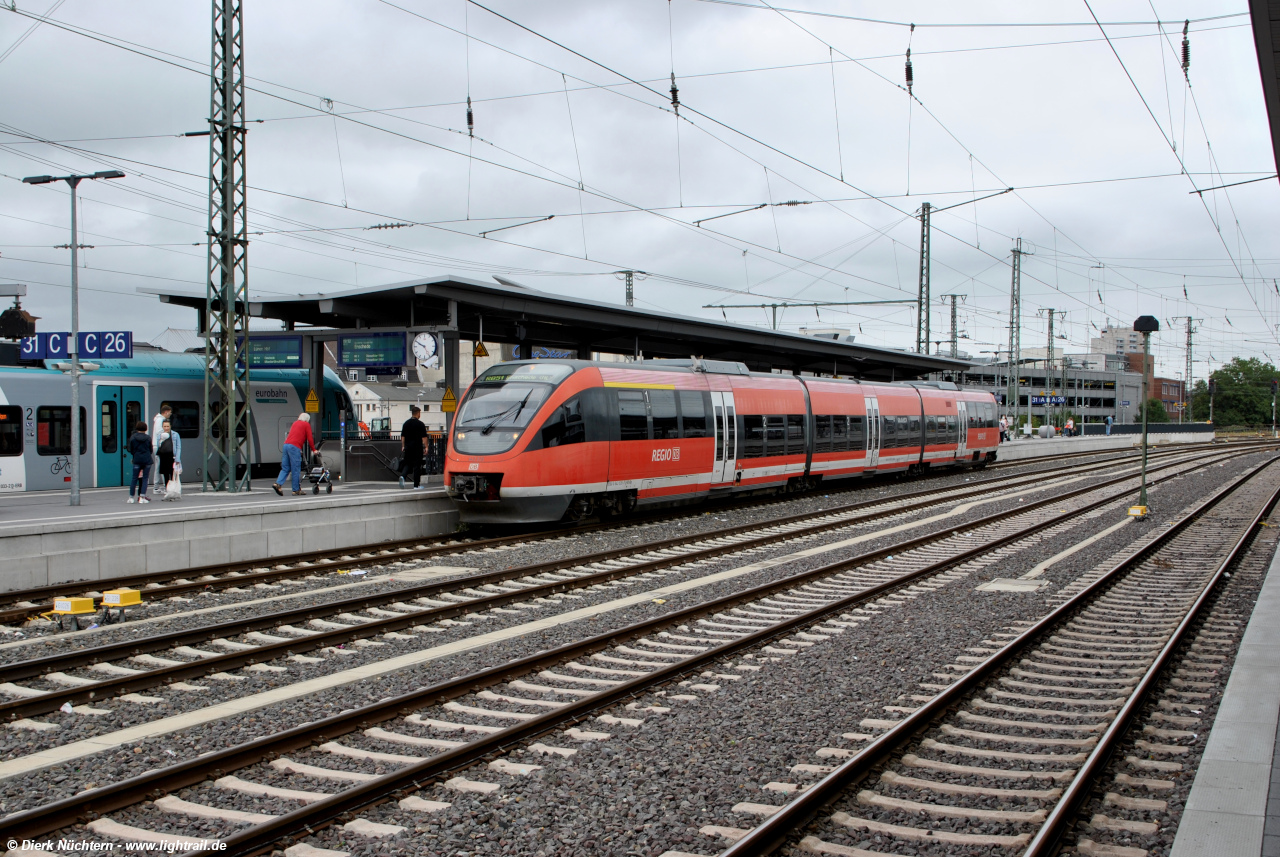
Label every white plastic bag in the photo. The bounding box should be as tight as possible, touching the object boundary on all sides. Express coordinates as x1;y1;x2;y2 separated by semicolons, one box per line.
165;477;183;501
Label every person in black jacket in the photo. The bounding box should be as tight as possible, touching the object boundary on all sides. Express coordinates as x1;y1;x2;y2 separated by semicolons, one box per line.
127;421;154;504
398;406;427;489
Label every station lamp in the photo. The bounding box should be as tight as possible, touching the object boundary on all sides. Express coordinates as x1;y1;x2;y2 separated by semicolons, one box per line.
22;170;126;506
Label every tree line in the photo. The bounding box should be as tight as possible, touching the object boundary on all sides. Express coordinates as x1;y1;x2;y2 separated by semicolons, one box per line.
1185;356;1280;426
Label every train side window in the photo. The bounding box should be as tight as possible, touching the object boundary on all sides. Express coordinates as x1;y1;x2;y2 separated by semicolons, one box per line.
36;406;86;456
650;390;679;440
765;415;785;455
0;406;21;456
539;397;586;448
678;391;707;438
741;414;764;458
786;414;805;455
125;400;142;442
985;403;996;428
162;401;200;438
925;415;937;442
209;400;248;438
831;415;847;452
726;406;736;460
906;416;920;445
617;391;649;441
100;401;117;454
815;415;832;453
849;415;865;450
714;406;724;460
880;415;896;448
949;415;959;442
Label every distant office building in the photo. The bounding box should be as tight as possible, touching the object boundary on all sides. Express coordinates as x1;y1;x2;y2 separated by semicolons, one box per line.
1155;376;1186;419
935;358;1144;425
1090;323;1145;356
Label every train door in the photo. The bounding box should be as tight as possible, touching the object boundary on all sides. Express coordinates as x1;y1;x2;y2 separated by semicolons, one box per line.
95;385;145;487
956;401;968;459
865;396;880;469
710;392;737;486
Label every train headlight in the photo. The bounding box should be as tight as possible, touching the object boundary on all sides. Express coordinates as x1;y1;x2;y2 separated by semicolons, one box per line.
456;432;466;440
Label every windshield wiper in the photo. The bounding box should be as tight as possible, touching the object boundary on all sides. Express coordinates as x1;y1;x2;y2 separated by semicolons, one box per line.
480;390;533;435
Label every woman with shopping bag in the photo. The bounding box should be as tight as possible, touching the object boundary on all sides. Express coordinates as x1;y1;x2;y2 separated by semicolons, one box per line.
158;419;184;501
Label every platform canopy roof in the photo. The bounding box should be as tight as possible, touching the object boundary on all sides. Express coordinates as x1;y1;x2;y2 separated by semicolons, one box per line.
1250;0;1280;181
143;275;965;381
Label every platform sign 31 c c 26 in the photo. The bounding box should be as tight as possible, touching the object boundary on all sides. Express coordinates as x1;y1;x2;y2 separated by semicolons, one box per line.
20;332;133;360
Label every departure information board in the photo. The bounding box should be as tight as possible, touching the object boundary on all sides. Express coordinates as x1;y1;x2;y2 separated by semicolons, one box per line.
338;333;406;368
240;336;303;368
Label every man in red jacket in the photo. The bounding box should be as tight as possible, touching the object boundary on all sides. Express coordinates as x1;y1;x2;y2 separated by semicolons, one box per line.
273;412;316;496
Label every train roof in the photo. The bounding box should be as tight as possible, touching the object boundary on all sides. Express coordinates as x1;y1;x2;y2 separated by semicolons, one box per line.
0;349;343;382
482;358;976;393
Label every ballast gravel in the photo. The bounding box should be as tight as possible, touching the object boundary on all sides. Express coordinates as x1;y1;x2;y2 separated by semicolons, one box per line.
0;450;1225;766
0;447;1264;852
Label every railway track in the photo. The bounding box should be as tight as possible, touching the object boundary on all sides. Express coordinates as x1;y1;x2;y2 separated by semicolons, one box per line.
1;451;1267;853
709;458;1280;857
0;443;1243;724
0;440;1253;627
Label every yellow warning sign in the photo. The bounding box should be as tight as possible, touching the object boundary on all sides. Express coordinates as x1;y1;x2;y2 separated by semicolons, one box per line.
305;389;320;413
441;385;457;413
472;341;489;358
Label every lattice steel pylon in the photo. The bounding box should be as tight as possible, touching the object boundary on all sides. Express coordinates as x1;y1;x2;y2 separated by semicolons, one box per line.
1007;239;1023;427
915;202;931;353
203;0;252;491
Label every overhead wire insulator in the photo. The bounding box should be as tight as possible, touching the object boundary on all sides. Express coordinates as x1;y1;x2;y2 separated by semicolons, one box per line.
670;72;680;114
466;95;474;137
1181;20;1190;79
905;23;915;95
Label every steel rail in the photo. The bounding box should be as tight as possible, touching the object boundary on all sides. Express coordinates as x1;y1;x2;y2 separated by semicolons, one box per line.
0;442;1221;722
1;450;1256;844
0;439;1248;623
718;456;1280;857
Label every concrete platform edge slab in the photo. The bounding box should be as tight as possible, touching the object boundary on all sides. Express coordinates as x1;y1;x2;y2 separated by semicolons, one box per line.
1170;532;1280;857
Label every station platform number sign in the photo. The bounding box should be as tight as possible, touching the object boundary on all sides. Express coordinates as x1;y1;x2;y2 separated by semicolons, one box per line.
21;331;133;360
1030;395;1066;405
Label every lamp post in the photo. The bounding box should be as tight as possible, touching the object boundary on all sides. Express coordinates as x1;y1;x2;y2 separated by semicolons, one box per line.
22;170;125;506
1132;315;1159;516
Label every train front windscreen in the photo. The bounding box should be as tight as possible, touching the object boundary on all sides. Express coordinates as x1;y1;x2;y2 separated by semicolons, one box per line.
453;363;575;455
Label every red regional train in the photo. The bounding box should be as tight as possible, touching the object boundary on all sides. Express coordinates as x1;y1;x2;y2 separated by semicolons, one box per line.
444;358;1000;524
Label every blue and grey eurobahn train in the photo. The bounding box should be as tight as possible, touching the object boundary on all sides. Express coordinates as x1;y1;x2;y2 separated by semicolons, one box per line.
0;349;352;493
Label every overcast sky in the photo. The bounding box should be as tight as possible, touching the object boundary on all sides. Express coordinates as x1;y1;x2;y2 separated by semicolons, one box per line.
2;0;1277;379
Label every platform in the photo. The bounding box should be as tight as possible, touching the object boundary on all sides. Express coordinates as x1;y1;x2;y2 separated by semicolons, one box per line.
995;430;1215;462
0;480;458;592
1170;522;1280;857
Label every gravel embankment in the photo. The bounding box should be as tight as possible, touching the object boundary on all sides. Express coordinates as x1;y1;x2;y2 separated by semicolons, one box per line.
0;450;1227;769
9;451;1267;853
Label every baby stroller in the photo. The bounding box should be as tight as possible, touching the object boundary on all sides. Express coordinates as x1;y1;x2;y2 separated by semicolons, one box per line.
307;449;334;494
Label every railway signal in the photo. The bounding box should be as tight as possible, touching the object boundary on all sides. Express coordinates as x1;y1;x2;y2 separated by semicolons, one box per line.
1130;315;1159;517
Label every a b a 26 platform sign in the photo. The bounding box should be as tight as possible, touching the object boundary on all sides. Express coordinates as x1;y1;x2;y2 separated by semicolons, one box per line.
21;331;133;360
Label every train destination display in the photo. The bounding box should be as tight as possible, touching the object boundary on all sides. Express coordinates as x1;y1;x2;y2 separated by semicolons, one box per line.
240;336;304;368
338;333;407;368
